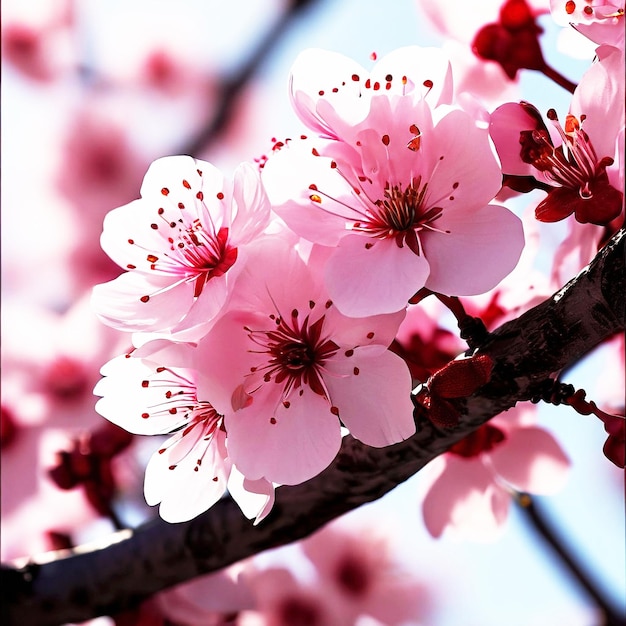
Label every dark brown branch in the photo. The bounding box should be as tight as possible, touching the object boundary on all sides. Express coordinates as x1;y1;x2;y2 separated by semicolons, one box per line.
3;229;624;626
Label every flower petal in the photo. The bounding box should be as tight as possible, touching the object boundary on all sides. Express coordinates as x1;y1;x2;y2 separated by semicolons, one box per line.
227;467;276;524
489;425;570;494
325;235;430;316
325;346;416;447
95;354;193;435
423;203;524;296
144;428;229;523
422;456;510;541
225;386;342;485
92;271;194;332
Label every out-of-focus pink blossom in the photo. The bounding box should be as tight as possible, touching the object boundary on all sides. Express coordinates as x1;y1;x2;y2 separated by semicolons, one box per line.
263;47;524;317
92;156;271;340
1;0;73;81
416;0;549;44
48;420;134;519
417;0;550;83
244;567;349;626
550;0;625;48
421;404;570;541
594;333;626;468
153;563;256;626
56;108;150;290
0;297;132;560
302;523;432;625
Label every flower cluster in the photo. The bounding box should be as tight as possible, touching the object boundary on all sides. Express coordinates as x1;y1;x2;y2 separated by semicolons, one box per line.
92;3;624;527
92;44;526;523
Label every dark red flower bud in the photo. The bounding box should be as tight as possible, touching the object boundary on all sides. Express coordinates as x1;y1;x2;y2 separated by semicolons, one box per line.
428;354;494;399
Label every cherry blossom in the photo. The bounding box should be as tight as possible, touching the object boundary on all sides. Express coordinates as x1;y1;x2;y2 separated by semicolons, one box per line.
550;0;625;48
416;0;549;45
416;0;557;90
490;45;624;225
243;567;349;626
151;238;416;486
263;47;524;317
1;0;73;82
153;563;255;625
302;523;431;625
92;156;271;340
94;352;274;523
421;404;570;541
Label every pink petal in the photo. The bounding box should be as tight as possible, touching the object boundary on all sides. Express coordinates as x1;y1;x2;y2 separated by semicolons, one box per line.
324;303;406;349
489;102;538;176
229;161;271;244
422;456;510;541
424;107;503;206
325;346;415;447
325;235;430;316
225;385;342;485
423;203;524;296
571;45;625;161
289;48;369;136
262;138;355;246
489;425;570;494
91;271;194;332
368;46;454;107
227;468;276;524
94;354;192;435
170;269;233;337
144;428;229;523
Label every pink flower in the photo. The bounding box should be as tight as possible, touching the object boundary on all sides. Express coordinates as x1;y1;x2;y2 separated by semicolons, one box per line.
421;405;570;541
94;351;274;523
1;0;73;82
154;563;256;625
263;47;524;317
244;567;349;626
302;523;432;625
416;0;548;45
490;45;624;225
550;0;625;48
92;156;271;340
162;238;416;486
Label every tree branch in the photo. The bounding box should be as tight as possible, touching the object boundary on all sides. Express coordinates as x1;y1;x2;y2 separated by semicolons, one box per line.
3;229;624;626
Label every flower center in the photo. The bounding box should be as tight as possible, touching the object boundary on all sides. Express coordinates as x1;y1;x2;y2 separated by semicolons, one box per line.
519;109;614;199
354;177;446;254
310;171;449;256
178;225;238;297
129;183;239;304
246;304;339;401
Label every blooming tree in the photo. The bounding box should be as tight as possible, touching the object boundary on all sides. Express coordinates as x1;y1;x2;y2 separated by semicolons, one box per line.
1;1;624;625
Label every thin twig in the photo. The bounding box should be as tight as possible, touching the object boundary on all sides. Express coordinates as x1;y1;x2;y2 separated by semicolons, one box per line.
515;493;626;626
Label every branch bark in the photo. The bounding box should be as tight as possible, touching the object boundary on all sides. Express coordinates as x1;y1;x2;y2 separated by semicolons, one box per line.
3;229;624;626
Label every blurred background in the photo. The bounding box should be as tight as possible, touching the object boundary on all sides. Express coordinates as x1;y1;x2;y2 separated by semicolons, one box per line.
1;1;624;625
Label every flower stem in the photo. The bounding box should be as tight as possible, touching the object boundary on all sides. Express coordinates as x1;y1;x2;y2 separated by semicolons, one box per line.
540;63;577;94
434;293;489;351
515;492;625;626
